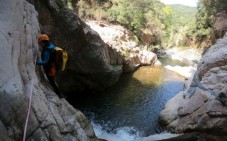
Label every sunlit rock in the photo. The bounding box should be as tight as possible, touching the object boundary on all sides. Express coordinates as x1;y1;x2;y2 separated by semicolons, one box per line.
159;37;227;135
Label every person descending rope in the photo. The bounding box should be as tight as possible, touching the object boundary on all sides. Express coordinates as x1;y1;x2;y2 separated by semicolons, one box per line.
36;34;67;98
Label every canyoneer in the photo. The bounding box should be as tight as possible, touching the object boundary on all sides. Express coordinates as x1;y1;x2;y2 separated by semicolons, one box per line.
36;34;67;98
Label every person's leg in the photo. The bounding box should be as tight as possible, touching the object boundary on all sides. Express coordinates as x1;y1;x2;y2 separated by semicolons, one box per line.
46;74;66;98
43;66;66;98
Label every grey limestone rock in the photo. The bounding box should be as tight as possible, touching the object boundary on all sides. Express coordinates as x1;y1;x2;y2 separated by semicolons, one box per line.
159;37;227;135
0;0;101;140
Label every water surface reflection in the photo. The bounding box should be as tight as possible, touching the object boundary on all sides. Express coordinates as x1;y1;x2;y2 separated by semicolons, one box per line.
70;65;185;137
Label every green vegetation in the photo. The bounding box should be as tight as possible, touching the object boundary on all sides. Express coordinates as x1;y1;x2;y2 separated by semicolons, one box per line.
74;0;200;48
76;0;172;46
56;0;65;11
194;0;227;43
164;4;197;47
170;5;197;27
63;0;227;49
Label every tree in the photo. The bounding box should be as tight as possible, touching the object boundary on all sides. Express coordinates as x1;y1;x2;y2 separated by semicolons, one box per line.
195;0;227;42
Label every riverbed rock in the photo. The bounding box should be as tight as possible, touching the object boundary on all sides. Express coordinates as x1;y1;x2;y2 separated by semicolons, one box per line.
159;37;227;136
123;50;159;72
0;0;101;140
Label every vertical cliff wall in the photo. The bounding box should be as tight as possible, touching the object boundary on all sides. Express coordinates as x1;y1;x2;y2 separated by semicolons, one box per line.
27;0;123;93
27;0;159;94
0;0;101;140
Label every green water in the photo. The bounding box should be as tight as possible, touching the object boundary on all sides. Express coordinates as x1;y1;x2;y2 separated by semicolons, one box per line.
70;64;185;137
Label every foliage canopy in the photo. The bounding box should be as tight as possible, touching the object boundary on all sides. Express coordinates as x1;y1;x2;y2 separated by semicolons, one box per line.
195;0;227;43
77;0;174;45
75;0;200;47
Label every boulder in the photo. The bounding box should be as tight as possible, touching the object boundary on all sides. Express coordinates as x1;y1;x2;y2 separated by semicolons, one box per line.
86;21;160;73
159;37;227;135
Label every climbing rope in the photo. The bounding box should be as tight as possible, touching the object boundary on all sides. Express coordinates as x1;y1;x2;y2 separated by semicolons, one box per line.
22;43;39;141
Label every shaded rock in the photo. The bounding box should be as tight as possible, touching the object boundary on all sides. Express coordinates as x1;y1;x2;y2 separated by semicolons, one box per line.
28;0;123;93
34;3;159;93
214;10;227;38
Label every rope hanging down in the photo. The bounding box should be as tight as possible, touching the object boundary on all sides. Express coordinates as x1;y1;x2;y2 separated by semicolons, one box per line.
22;43;39;141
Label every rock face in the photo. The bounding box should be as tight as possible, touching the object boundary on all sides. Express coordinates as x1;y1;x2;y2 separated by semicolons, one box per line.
86;21;160;73
0;0;158;140
159;37;227;137
214;11;227;36
141;33;156;45
26;2;160;93
28;0;123;93
0;0;101;140
213;10;227;39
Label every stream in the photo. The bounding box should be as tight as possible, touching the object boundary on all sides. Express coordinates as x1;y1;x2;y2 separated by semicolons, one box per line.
69;57;196;141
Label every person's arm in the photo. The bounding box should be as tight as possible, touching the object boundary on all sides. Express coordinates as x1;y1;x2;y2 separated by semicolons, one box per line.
36;51;50;65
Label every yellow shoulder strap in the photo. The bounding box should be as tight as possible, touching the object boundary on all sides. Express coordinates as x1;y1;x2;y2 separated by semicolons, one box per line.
62;51;68;71
55;47;63;51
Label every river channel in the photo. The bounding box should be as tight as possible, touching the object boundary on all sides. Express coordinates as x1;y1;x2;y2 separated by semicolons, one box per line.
70;58;190;140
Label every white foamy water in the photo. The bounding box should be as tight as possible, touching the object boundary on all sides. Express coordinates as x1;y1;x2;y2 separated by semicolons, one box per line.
93;123;141;141
164;65;197;78
93;123;181;141
165;48;202;62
